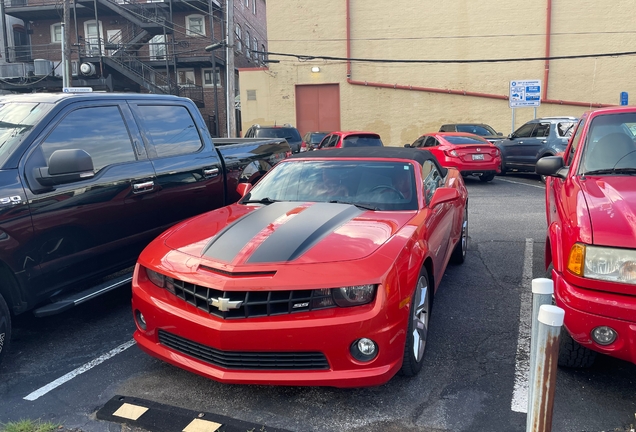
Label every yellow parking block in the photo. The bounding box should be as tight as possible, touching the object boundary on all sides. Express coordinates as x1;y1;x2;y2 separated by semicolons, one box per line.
182;418;223;432
113;403;149;420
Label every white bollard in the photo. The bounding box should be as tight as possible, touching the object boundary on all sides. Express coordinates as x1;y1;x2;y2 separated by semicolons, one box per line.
527;278;555;429
528;305;564;432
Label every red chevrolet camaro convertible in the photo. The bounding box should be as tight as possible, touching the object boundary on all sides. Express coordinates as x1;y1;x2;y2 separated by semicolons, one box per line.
132;147;468;387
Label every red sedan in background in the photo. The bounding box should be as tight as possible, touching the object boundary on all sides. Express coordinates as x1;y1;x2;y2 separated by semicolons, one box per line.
407;132;501;182
132;147;468;388
317;131;384;149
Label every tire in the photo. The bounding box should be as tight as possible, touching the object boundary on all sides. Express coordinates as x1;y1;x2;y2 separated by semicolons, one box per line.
400;270;431;377
0;293;11;365
479;173;495;182
450;206;468;264
558;326;597;368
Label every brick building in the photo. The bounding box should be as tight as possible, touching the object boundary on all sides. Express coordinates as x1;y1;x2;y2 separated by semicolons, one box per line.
239;0;636;146
0;0;266;136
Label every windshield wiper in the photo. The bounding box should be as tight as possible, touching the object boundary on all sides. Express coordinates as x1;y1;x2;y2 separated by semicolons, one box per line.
584;168;636;175
242;197;279;205
329;200;378;211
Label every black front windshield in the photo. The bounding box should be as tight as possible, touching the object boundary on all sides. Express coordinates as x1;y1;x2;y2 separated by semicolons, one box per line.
582;113;636;174
244;160;418;211
255;127;302;141
455;124;497;136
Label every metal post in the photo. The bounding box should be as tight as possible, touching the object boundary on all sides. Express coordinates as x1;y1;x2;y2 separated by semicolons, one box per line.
511;108;516;134
534;107;537;119
61;23;68;88
0;0;10;62
527;278;555;431
528;305;564;432
209;0;220;137
63;0;72;87
226;0;236;138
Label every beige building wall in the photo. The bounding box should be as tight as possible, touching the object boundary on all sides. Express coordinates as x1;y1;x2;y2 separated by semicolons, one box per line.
240;0;636;146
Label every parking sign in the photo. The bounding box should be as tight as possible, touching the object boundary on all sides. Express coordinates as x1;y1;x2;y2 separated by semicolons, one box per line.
509;80;542;108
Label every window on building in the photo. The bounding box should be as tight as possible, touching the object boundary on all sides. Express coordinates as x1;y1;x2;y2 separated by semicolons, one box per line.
149;35;166;60
51;23;62;44
235;25;242;52
203;68;222;87
253;38;258;63
186;14;205;37
245;0;249;7
245;31;251;59
177;70;196;86
252;0;256;14
261;44;266;63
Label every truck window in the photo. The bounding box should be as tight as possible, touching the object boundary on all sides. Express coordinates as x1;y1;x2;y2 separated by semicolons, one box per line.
41;106;136;172
135;105;204;158
566;118;585;166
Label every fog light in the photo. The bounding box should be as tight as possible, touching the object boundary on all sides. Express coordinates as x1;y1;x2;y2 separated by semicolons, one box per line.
350;338;378;362
135;310;147;331
591;326;617;345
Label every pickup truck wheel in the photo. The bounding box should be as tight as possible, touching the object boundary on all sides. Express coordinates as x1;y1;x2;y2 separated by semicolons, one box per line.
558;326;597;368
450;206;468;264
479;173;495;182
400;270;431;377
0;293;10;365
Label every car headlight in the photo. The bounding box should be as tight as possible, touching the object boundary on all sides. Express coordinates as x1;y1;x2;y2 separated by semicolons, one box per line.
567;243;636;284
332;284;377;307
144;267;176;294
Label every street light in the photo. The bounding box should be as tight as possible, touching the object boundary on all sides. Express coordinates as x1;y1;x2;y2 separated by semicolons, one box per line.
205;41;226;52
205;40;226;137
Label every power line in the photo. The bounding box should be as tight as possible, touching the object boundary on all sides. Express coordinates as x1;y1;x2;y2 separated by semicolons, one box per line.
257;49;636;64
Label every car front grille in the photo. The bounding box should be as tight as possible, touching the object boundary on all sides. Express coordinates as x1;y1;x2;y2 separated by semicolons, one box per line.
171;278;336;319
158;330;330;370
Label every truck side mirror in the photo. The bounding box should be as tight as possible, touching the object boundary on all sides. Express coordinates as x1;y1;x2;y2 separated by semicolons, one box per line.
507;133;515;139
34;149;95;186
536;156;567;179
497;132;503;136
404;143;412;148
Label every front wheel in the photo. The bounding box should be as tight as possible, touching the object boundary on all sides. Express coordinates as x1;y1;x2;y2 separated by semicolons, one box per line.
0;293;11;365
450;206;468;264
558;326;597;368
400;270;431;377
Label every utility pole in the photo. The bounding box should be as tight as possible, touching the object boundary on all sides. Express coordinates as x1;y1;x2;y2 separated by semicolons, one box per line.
208;0;220;137
63;0;72;87
225;0;236;138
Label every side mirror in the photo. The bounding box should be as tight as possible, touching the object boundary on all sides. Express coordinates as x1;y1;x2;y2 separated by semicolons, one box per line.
429;187;460;208
34;149;95;186
404;143;412;148
497;132;503;136
236;182;253;197
536;156;568;179
507;133;515;139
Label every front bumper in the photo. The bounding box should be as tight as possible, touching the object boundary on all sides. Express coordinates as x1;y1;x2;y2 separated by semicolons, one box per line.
132;278;407;387
553;271;636;365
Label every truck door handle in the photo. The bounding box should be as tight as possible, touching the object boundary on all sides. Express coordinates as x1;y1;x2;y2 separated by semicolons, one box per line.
133;181;154;193
541;140;547;143
203;168;219;178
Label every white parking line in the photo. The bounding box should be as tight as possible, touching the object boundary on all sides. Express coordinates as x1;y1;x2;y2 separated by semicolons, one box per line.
496;178;546;190
511;238;534;413
24;339;136;401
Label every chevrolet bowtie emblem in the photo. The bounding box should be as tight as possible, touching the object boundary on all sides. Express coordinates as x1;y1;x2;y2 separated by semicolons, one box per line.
209;297;243;311
477;148;481;151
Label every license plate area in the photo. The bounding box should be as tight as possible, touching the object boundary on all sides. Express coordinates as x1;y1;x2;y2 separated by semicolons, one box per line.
472;154;485;160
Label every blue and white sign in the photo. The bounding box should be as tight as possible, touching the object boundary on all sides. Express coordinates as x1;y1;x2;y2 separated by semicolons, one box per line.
509;80;542;108
620;91;628;106
63;87;92;93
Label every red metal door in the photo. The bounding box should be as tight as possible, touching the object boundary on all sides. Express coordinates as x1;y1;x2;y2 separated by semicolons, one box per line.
295;84;340;136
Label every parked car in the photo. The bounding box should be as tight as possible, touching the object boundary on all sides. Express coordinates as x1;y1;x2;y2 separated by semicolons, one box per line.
244;124;303;153
317;131;384;149
0;93;291;365
406;132;501;182
536;106;636;368
301;131;330;151
439;123;503;143
496;117;577;179
132;147;468;387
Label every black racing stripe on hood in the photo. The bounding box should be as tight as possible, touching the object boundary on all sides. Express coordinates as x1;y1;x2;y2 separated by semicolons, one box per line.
246;203;363;264
202;201;301;262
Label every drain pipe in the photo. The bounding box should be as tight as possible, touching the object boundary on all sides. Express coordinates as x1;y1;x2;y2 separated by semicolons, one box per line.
344;0;612;108
542;0;552;102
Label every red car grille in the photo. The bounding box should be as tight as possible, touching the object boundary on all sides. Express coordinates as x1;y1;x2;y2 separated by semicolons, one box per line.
158;330;330;370
172;278;336;319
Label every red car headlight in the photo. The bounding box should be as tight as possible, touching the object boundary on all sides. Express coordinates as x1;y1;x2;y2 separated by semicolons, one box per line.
144;267;176;294
332;284;377;307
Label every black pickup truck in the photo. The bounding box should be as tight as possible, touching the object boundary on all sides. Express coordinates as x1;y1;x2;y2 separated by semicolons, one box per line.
0;93;290;363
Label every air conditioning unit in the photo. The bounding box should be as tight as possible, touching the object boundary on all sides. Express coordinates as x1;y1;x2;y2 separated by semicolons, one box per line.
79;62;96;76
72;61;78;76
33;59;53;76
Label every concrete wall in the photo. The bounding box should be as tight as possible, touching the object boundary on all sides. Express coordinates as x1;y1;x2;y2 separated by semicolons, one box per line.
239;0;636;146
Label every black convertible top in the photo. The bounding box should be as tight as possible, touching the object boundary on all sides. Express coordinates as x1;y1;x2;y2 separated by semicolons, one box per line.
290;147;447;176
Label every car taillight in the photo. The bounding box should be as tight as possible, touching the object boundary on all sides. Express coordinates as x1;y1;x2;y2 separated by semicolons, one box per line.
300;141;307;152
491;148;500;157
444;149;459;157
